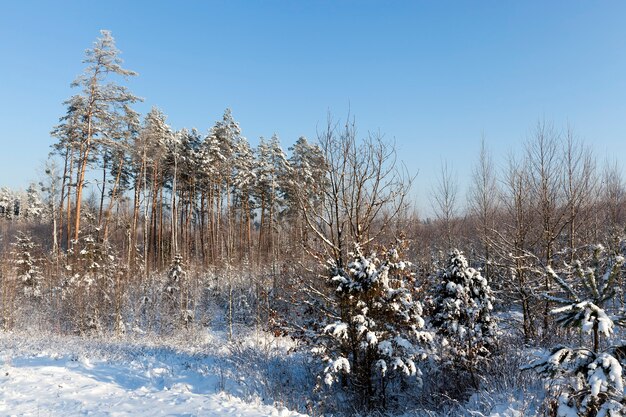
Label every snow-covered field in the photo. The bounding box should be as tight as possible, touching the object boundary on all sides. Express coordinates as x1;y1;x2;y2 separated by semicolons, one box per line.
0;330;308;417
0;324;545;416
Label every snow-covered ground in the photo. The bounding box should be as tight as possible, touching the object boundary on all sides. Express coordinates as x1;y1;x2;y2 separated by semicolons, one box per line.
0;330;308;416
0;325;546;416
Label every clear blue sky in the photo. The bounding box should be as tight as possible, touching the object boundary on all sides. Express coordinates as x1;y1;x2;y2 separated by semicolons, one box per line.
1;1;626;216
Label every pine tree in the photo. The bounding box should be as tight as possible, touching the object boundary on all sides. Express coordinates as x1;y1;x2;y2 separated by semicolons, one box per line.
430;249;497;389
12;232;42;298
0;187;17;220
59;30;139;242
23;183;45;222
525;243;626;416
197;109;241;263
41;158;62;254
163;129;183;256
176;128;202;260
254;135;290;263
51;94;87;249
140;107;172;269
317;244;432;411
164;254;193;328
231;135;256;259
286;136;326;215
63;234;121;333
101;104;140;241
285;137;327;258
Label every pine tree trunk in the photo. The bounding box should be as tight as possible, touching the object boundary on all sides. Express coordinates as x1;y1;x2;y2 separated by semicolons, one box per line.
74;144;91;242
171;156;178;257
200;191;206;265
102;155;125;241
66;149;75;248
73;79;97;243
258;196;266;265
98;162;107;228
57;147;70;254
150;165;158;269
158;180;164;269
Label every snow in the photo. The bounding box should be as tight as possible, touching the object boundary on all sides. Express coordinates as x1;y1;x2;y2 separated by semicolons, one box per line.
378;340;393;356
589;361;607;397
488;402;524;417
556;394;579;417
329;357;350;374
597;310;614;336
588;353;623;397
324;322;348;339
376;359;387;376
0;360;297;416
395;336;414;351
366;331;378;346
552;301;614;337
0;331;307;417
391;357;409;374
323;357;351;387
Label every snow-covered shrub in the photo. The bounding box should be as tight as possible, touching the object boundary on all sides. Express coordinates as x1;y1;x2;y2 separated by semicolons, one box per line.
163;254;193;329
0;186;18;220
524;243;626;416
430;249;497;390
61;235;124;334
23;183;45;222
12;231;43;298
166;254;186;296
314;244;432;412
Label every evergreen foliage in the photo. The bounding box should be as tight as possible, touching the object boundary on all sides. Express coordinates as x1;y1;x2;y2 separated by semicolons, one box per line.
316;244;432;411
525;243;626;416
430;249;497;389
12;232;42;298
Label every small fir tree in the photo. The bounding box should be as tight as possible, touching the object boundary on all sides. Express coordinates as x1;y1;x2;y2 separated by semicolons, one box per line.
316;244;432;411
164;254;193;327
62;234;121;333
12;232;42;298
525;243;626;417
0;187;17;220
23;183;45;222
430;249;497;389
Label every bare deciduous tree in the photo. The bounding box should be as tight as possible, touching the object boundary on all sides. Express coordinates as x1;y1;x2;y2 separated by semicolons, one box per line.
298;115;413;269
468;136;499;280
431;159;458;250
601;159;626;238
493;153;538;340
562;127;597;255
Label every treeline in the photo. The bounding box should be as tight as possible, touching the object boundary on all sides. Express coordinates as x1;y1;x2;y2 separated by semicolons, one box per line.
52;103;324;272
44;31;326;274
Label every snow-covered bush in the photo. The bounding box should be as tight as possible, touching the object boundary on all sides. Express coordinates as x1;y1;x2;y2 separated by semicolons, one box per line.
23;183;45;222
0;186;18;220
61;235;124;334
430;249;497;390
525;243;626;416
12;231;43;298
163;254;193;328
314;244;432;412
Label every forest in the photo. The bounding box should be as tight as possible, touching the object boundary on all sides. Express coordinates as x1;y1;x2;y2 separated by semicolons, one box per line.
2;30;626;417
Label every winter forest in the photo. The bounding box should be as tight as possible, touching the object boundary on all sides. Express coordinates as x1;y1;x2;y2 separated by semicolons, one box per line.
2;29;626;416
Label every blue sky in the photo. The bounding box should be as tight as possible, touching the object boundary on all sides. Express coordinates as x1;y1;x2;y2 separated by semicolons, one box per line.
1;1;626;216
